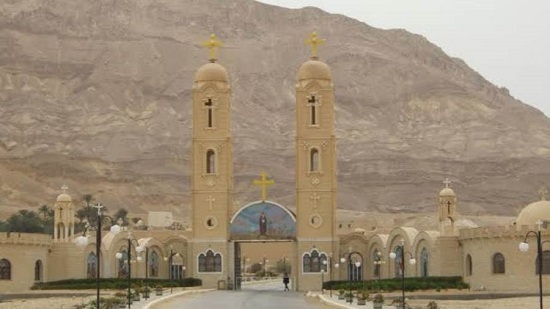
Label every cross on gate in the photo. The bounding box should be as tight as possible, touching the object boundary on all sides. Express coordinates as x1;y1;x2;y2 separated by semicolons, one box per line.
310;193;320;210
447;200;452;213
252;172;275;202
206;195;216;211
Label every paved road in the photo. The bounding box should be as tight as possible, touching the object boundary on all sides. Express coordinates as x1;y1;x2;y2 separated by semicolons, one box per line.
157;281;324;309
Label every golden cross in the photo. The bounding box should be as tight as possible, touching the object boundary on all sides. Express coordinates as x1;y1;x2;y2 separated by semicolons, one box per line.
202;34;222;62
305;31;325;59
252;172;275;201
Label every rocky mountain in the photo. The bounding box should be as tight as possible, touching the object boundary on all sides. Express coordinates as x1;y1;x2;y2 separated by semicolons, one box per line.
0;0;549;220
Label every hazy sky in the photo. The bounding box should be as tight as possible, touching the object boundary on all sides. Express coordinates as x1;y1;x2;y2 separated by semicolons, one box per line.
258;0;550;116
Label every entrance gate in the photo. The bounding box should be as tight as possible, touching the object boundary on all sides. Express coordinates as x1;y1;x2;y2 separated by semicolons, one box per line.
229;200;297;290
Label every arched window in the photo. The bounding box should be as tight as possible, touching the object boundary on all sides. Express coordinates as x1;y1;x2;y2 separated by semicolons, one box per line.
536;250;550;275
198;250;222;272
492;252;505;274
118;251;129;278
302;250;327;273
34;260;42;281
310;148;320;172
0;259;11;280
394;246;403;278
346;252;363;281
206;150;216;174
466;254;473;276
372;250;381;278
205;98;214;128
87;253;97;279
149;251;159;277
420;247;429;277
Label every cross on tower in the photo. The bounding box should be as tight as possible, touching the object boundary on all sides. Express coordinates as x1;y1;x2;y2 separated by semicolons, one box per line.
202;34;222;62
443;178;452;188
310;193;320;210
252;172;275;202
61;184;68;194
539;187;548;201
206;195;216;211
305;32;325;59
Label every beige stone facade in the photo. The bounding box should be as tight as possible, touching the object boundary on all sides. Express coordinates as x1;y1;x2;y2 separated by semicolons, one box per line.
1;33;549;294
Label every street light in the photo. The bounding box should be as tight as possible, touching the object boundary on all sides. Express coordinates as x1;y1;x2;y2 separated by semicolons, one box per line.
340;252;362;305
75;203;121;309
116;231;144;309
164;248;181;294
519;220;547;309
321;255;333;296
373;251;386;293
262;255;269;278
390;241;416;309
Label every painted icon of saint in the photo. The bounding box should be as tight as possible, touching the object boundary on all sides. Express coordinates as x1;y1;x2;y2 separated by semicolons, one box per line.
259;211;268;236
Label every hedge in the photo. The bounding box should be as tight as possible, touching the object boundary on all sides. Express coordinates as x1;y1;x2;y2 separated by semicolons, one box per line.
32;277;202;290
323;276;468;292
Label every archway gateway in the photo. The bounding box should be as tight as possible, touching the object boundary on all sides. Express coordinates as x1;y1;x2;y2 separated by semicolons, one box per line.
230;200;297;290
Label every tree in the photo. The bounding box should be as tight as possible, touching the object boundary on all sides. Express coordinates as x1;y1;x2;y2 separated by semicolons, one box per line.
38;204;50;220
6;210;44;233
249;262;262;274
113;208;129;226
275;259;291;275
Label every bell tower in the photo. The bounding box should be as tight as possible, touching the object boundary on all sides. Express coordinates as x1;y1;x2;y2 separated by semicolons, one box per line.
54;185;75;243
295;32;338;291
190;34;233;287
438;178;457;235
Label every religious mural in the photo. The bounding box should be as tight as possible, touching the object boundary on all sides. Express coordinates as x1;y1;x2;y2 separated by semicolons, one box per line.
230;201;296;240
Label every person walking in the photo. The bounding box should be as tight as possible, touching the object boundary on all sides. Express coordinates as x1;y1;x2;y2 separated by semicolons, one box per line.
283;273;290;291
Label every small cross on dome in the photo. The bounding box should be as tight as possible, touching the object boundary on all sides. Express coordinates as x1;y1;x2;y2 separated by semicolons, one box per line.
443;178;452;188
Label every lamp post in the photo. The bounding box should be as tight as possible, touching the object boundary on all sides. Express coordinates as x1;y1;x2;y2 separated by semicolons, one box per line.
262;255;268;278
75;203;121;309
321;255;333;296
390;241;416;309
164;247;180;294
116;231;143;309
333;260;339;298
373;251;386;293
340;252;362;305
519;220;546;309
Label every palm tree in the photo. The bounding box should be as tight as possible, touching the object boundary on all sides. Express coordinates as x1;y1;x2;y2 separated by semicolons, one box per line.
38;204;50;220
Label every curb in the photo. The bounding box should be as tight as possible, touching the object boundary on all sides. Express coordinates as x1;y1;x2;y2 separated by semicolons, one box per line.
308;292;354;309
142;288;215;309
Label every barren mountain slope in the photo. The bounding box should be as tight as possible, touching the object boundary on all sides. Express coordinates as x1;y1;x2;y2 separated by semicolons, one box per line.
0;0;549;219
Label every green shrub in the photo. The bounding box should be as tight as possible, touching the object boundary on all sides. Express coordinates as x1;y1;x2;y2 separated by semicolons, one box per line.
31;277;202;290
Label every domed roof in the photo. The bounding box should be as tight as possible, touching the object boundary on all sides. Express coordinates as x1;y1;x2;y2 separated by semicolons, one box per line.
297;60;331;81
516;200;550;226
439;187;456;196
57;193;72;202
194;62;229;82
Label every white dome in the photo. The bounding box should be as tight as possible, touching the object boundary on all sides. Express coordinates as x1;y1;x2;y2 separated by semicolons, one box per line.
194;62;229;82
297;60;332;81
439;187;456;197
516;200;550;226
56;193;72;202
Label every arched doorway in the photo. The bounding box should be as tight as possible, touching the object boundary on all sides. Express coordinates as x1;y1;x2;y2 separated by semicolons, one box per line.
229;201;297;290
